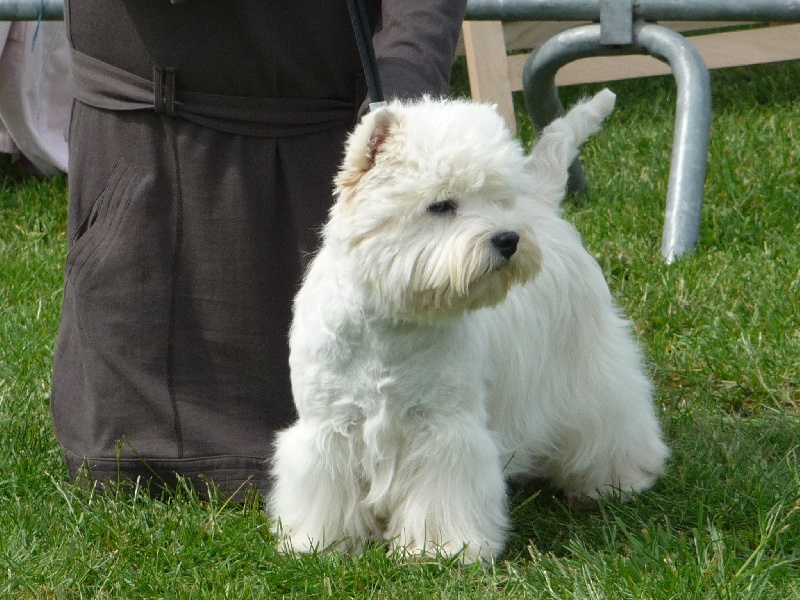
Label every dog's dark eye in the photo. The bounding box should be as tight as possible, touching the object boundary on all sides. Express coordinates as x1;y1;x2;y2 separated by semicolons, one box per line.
427;199;457;215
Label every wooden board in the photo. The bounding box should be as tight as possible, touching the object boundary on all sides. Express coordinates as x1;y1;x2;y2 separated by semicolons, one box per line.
505;23;800;88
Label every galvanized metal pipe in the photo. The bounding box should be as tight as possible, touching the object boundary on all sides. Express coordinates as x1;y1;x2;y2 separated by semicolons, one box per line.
642;25;711;262
1;0;799;24
465;0;800;22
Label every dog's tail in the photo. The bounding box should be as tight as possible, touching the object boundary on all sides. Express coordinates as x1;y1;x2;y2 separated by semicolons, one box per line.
525;88;615;206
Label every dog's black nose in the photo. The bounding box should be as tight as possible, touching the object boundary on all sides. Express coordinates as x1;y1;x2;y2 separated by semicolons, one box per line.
491;231;519;260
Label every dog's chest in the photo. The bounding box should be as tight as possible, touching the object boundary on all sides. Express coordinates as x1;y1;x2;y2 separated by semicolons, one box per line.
336;324;449;416
299;313;481;422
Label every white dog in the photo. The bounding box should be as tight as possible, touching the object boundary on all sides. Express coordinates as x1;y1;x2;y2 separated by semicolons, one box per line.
269;89;669;563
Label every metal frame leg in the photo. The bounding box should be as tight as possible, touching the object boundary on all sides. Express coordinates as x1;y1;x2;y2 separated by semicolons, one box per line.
522;23;711;262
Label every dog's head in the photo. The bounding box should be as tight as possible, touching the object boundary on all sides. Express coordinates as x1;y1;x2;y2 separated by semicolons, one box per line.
325;98;543;321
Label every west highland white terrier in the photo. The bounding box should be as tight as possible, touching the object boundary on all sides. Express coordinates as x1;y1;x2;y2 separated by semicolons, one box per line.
269;89;669;562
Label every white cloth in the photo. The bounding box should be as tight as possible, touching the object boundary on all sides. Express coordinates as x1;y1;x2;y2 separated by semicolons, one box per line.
0;21;70;175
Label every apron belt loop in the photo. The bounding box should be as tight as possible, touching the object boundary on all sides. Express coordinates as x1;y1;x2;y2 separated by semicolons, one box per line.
153;65;177;117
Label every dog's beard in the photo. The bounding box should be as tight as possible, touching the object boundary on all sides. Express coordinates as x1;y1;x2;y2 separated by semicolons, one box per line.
385;232;542;320
405;268;513;317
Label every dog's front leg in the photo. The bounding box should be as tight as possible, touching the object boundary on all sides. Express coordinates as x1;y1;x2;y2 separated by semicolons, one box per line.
269;419;379;555
385;414;509;563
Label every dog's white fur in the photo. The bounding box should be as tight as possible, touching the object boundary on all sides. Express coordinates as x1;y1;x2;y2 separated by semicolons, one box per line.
269;89;669;562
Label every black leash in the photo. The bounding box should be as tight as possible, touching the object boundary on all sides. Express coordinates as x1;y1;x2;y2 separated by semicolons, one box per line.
345;0;387;111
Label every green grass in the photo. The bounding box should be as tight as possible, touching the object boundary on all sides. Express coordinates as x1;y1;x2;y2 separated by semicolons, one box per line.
2;59;799;598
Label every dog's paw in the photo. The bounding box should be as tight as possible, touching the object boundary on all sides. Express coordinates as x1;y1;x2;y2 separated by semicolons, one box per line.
272;521;319;555
274;527;366;557
564;459;666;504
386;518;505;564
388;537;494;564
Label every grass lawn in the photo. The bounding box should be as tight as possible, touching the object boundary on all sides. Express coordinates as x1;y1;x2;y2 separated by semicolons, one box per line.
1;57;798;598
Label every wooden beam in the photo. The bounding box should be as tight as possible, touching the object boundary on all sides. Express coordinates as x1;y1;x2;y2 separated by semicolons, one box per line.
462;20;518;132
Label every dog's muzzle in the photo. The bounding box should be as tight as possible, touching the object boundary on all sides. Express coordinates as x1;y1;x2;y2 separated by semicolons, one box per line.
491;231;519;260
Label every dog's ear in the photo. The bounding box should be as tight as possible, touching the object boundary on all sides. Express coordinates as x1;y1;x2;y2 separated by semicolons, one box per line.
362;109;397;170
336;108;399;195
